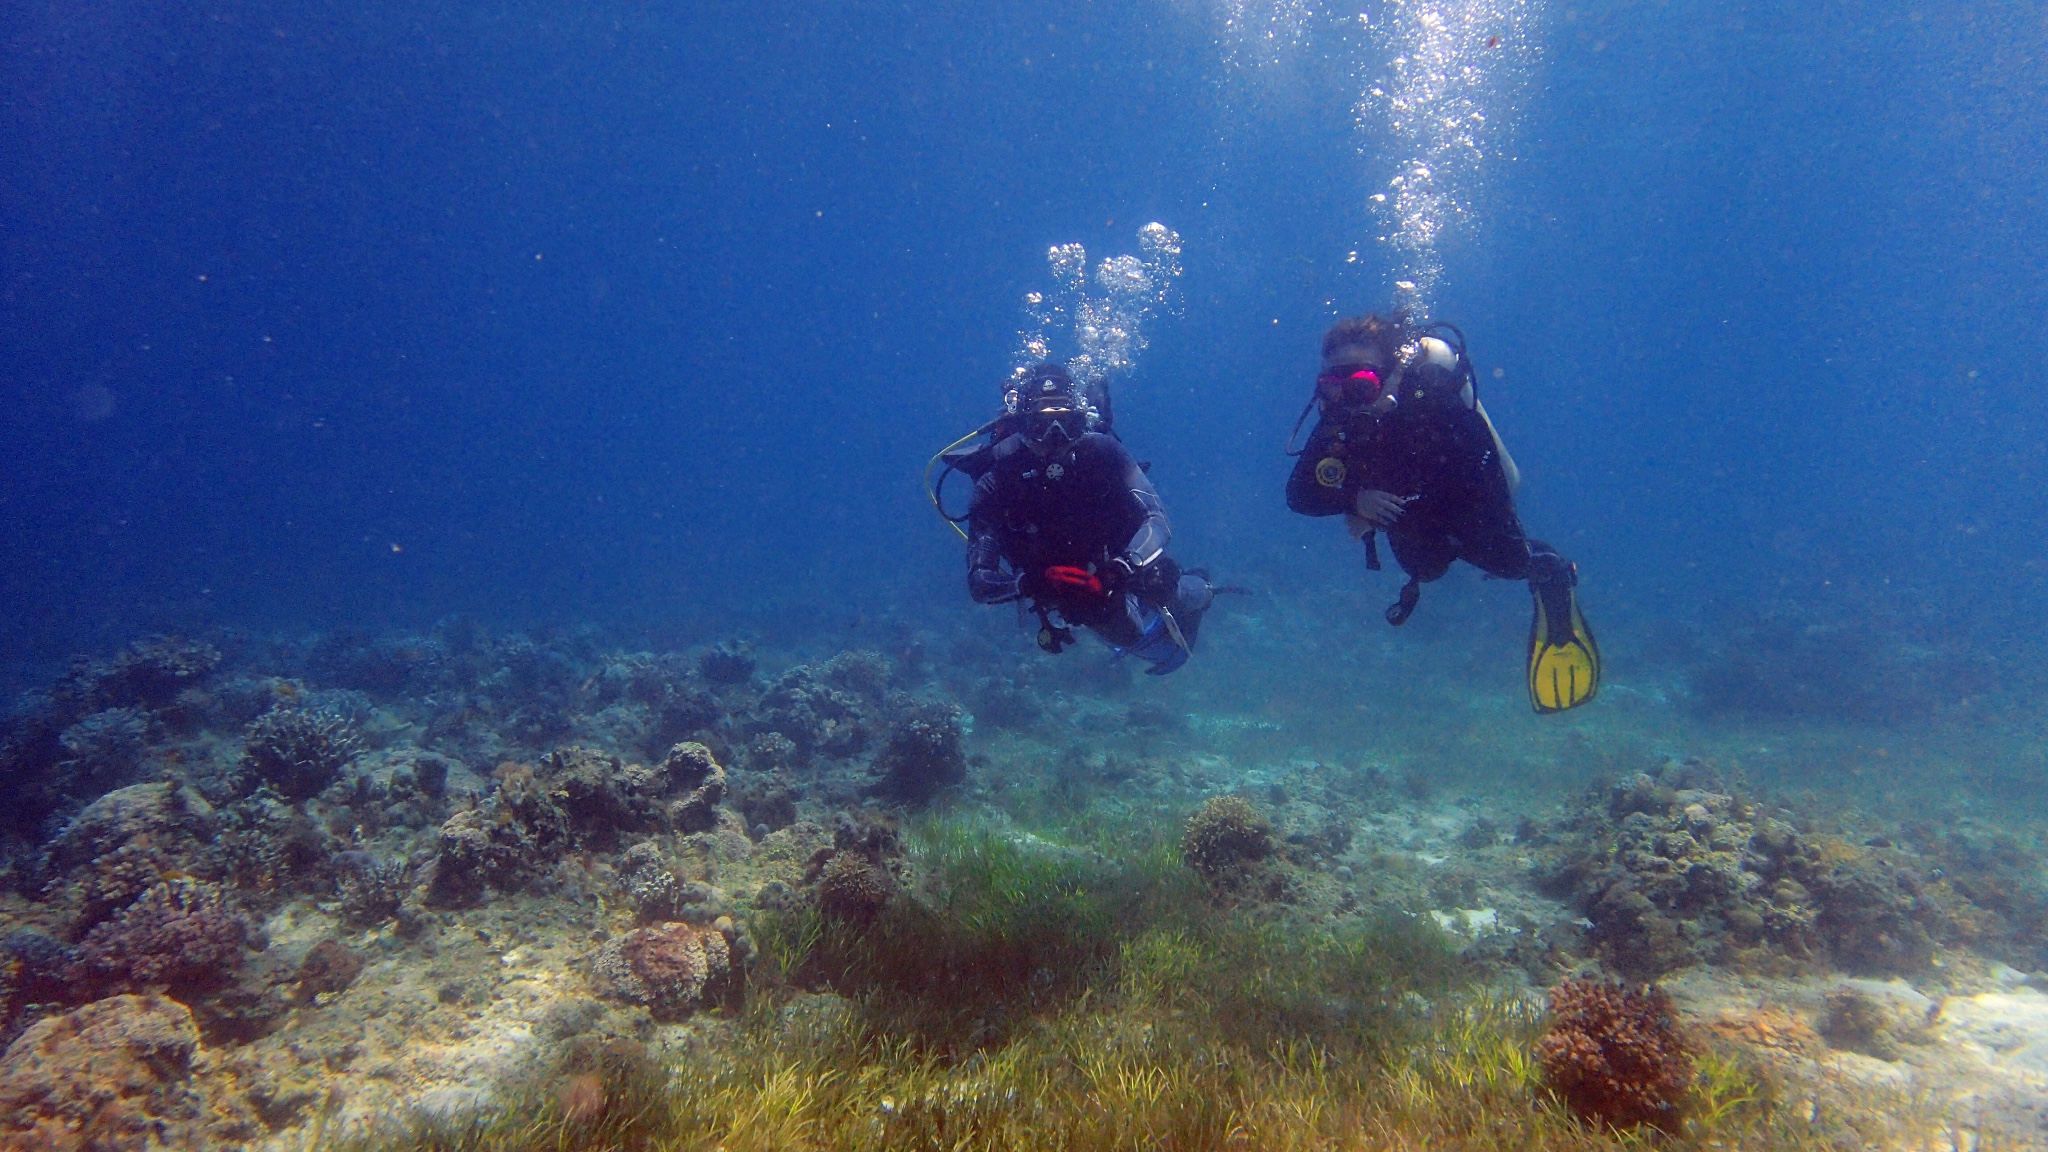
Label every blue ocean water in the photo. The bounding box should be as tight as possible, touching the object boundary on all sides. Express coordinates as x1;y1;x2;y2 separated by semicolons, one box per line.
10;4;2048;1143
4;0;2044;715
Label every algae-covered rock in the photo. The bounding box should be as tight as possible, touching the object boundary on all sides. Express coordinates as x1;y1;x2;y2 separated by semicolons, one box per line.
593;922;733;1019
0;992;257;1151
1182;795;1275;885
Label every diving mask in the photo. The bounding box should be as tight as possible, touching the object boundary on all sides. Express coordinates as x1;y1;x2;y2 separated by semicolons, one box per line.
1316;364;1386;409
1024;398;1086;449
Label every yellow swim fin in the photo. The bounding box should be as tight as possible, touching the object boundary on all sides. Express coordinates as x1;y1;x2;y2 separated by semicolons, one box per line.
1528;578;1600;713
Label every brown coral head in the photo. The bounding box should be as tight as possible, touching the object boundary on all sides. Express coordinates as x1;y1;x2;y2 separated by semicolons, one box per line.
597;922;732;1019
817;851;893;926
1536;976;1695;1133
1180;795;1274;883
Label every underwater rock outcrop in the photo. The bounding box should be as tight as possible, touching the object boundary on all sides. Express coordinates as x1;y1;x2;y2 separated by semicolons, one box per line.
872;701;967;806
427;742;733;905
1542;768;1966;978
0;991;257;1152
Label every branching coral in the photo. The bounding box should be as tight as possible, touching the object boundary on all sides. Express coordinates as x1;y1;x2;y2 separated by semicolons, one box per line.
336;853;420;928
244;707;363;802
71;879;253;996
1536;976;1694;1132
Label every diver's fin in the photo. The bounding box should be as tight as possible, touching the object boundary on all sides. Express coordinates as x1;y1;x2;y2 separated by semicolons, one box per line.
1528;579;1600;713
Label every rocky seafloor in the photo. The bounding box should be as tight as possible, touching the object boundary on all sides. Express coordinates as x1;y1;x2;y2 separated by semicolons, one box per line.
0;623;2044;1150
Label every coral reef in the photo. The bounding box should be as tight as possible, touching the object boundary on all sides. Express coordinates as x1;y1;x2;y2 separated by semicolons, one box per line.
54;707;154;797
1541;768;1966;978
0;617;2039;1151
872;701;966;805
662;741;730;832
427;793;567;907
70;879;254;998
1536;977;1694;1132
427;742;731;905
244;707;364;802
1181;795;1275;884
620;842;685;922
750;663;871;762
816;850;894;926
698;640;757;685
593;922;733;1019
51;635;223;713
44;781;218;878
335;852;419;929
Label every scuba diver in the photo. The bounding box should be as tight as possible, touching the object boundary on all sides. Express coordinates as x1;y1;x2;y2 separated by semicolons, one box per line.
930;362;1218;675
1285;313;1600;712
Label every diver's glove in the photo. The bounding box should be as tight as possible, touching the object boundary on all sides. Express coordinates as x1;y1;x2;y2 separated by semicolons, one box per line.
1353;489;1411;529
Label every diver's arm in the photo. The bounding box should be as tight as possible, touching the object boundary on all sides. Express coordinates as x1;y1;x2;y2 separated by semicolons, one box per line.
1285;420;1353;516
1116;449;1171;566
965;474;1024;604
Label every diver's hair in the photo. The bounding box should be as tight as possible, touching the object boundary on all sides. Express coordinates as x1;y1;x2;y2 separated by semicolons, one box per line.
1321;313;1411;363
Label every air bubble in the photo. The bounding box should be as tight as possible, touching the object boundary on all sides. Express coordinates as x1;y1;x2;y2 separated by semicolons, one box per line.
1013;223;1184;387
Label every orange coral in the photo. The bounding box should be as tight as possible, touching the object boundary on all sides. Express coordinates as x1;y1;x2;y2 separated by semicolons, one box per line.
1536;977;1695;1132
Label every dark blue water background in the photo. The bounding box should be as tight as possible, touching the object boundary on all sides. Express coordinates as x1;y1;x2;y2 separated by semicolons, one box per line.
5;0;2044;690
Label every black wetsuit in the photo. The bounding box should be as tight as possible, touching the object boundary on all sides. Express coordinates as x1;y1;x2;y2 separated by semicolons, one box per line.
967;431;1210;652
1286;394;1568;601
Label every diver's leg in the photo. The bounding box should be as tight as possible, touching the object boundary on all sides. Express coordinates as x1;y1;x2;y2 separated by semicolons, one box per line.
1452;493;1537;581
1386;529;1455;584
1085;604;1142;650
1383;530;1454;626
1166;569;1216;646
